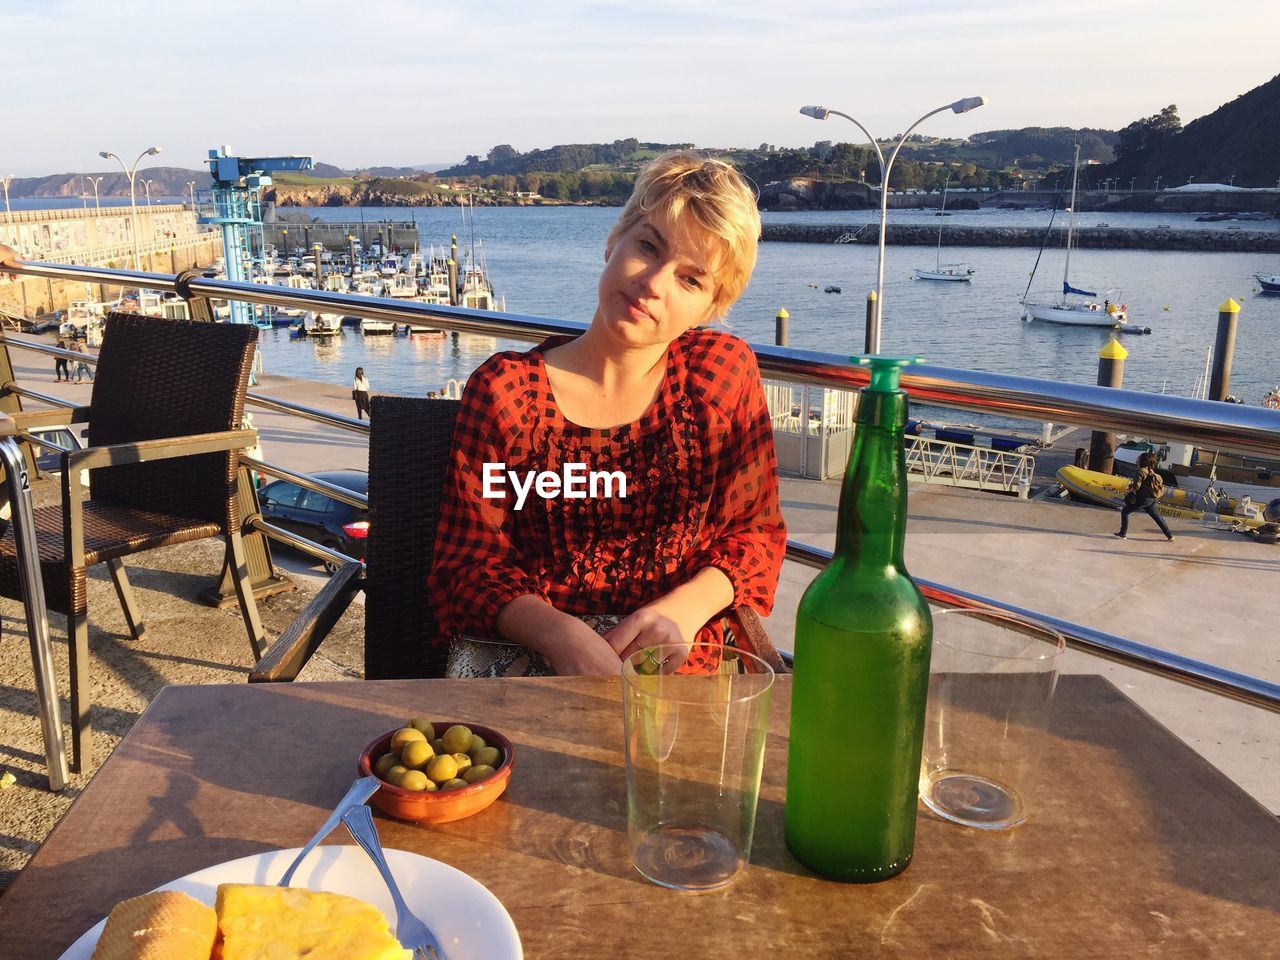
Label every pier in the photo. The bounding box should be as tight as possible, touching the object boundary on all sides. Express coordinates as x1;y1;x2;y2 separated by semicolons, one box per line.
762;221;1280;251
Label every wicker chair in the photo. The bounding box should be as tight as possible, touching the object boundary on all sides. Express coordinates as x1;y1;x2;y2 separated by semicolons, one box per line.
0;313;267;771
251;395;788;683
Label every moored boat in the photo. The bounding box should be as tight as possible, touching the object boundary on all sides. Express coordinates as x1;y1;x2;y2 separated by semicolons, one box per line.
1022;145;1130;329
1055;465;1267;527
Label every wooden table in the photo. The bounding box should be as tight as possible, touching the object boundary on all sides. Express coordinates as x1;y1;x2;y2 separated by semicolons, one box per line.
2;676;1277;959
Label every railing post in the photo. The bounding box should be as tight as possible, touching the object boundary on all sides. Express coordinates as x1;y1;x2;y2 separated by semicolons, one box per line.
200;465;294;609
0;334;42;483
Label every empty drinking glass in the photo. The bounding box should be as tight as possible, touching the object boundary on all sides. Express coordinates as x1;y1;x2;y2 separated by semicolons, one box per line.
622;645;774;890
920;608;1064;829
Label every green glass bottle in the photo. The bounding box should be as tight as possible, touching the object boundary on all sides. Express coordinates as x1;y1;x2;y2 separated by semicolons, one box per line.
785;355;933;882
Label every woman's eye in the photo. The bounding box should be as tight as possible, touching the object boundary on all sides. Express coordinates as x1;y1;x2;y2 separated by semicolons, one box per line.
683;275;703;289
639;239;657;253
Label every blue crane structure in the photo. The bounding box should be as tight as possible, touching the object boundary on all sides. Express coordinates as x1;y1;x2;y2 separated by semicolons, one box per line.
201;146;313;326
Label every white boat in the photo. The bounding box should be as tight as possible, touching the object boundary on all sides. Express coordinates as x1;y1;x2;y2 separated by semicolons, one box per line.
360;318;396;335
1254;273;1280;293
384;274;419;298
914;179;974;282
321;273;349;294
303;312;343;337
403;251;427;277
1021;145;1129;328
915;266;975;282
378;257;400;278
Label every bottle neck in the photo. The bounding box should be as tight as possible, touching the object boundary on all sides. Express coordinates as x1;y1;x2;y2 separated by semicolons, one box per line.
834;391;909;567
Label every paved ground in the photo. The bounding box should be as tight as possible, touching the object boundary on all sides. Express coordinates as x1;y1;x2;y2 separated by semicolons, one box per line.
1;333;1276;890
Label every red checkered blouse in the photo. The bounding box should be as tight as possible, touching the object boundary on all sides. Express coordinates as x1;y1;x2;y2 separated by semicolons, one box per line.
429;329;786;669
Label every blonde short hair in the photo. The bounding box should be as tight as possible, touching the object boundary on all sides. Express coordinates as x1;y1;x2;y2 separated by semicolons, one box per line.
607;151;761;318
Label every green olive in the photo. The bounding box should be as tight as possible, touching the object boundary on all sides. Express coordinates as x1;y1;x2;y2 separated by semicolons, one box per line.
471;746;502;769
431;737;447;755
439;778;469;791
372;753;399;778
450;752;472;773
383;764;409;786
398;770;430;791
400;740;434;770
426;754;459;784
442;725;474;755
467;734;487;755
461;764;495;784
390;727;426;753
409;718;436;740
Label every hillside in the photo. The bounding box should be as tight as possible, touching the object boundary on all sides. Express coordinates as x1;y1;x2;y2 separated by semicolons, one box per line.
1095;72;1280;187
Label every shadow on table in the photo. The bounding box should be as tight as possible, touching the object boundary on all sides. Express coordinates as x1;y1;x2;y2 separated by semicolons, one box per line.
987;674;1278;912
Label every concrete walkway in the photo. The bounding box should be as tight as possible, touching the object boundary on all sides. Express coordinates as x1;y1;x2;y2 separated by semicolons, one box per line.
0;333;1275;891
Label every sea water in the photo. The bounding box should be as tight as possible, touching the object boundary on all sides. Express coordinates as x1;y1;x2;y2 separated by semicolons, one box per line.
257;206;1280;421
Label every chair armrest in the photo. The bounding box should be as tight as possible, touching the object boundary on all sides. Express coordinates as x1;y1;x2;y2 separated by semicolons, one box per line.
5;407;91;430
249;562;365;682
66;428;256;471
724;606;790;674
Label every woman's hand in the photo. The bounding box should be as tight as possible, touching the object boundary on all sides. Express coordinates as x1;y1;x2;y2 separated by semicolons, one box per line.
544;621;627;676
604;604;698;663
605;567;735;663
496;595;623;676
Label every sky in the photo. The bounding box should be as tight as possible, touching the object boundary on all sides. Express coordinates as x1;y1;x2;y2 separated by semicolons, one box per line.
2;0;1277;177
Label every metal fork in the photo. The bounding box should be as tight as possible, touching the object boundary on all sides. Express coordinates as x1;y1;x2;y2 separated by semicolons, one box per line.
276;775;381;888
342;804;446;960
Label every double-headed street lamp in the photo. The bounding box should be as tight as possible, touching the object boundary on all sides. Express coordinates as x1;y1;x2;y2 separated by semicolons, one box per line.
87;176;104;212
187;180;197;208
99;146;161;270
142;179;156;206
1;175;12;216
801;96;986;352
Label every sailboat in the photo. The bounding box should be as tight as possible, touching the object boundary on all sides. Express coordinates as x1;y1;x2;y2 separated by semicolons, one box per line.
914;177;975;282
1022;145;1129;328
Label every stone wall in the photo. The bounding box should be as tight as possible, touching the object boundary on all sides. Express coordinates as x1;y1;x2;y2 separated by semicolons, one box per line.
0;206;222;319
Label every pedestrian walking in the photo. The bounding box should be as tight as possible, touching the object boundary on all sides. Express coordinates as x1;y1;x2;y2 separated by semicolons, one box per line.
69;338;94;383
352;367;371;420
1115;451;1174;541
55;334;71;381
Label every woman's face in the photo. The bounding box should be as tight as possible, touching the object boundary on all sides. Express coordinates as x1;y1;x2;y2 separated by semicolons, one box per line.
594;209;719;349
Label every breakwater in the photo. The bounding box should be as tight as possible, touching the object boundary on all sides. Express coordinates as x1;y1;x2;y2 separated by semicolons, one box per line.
762;222;1280;252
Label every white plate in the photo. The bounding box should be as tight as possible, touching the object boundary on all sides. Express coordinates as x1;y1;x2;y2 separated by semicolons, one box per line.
58;845;521;960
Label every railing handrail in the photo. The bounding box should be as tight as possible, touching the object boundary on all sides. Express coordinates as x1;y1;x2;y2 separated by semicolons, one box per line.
9;257;1280;458
3;259;1278;716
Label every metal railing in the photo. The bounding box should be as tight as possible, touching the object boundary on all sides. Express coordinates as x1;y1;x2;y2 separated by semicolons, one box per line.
904;435;1036;496
5;258;1279;716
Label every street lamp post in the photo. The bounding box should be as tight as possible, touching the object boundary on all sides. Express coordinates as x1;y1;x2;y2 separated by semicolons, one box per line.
1154;176;1162;192
1130;177;1136;193
1228;174;1236;187
187;180;197;208
801;96;986;352
142;179;155;206
1;175;11;216
99;146;161;270
87;176;104;212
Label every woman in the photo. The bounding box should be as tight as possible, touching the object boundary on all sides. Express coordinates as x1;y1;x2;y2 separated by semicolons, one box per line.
429;152;786;676
1116;451;1174;541
352;367;371;420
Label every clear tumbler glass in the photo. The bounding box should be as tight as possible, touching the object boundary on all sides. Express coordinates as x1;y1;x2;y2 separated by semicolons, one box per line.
622;645;774;890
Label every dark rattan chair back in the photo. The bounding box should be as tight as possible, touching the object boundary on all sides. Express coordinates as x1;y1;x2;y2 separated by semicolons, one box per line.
87;312;258;524
364;395;460;680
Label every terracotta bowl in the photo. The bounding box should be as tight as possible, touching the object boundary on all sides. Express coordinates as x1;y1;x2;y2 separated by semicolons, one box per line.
358;721;515;825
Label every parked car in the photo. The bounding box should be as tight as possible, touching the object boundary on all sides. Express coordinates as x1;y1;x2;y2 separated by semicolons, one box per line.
258;469;368;573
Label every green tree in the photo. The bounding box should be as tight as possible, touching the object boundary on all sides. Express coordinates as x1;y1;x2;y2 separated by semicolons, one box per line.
1115;105;1181;158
